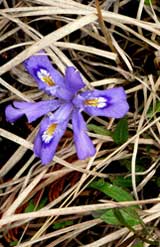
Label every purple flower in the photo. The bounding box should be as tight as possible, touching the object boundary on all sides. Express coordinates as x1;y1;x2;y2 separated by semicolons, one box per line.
5;51;129;164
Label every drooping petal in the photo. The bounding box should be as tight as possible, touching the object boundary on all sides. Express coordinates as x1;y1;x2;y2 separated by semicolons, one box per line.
64;67;85;94
79;87;129;118
5;99;60;123
5;104;24;123
34;112;69;165
24;51;64;96
72;110;96;160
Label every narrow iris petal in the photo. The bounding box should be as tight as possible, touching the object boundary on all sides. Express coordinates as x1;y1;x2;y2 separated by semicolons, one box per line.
79;87;129;118
34;103;72;164
72;110;96;160
5;100;60;123
64;67;85;94
24;51;64;96
34;115;69;165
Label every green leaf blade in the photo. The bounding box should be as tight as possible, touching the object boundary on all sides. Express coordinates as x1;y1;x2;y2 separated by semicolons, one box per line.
112;117;128;145
87;124;112;136
90;179;141;227
90;179;134;202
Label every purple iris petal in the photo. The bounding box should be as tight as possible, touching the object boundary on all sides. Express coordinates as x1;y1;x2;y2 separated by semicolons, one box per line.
5;100;60;123
79;87;129;118
34;111;70;165
55;87;73;101
55;67;85;101
5;105;25;123
24;51;64;96
50;102;73;122
72;110;96;160
64;67;85;94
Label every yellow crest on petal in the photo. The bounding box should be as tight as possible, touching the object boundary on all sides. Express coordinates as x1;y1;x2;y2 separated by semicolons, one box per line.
37;69;55;86
84;97;107;108
42;123;57;143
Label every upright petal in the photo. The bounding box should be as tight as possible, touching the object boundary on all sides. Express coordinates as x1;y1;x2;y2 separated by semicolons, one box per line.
24;51;64;96
50;102;73;122
72;110;96;160
79;87;129;118
5;99;60;123
55;87;73;101
64;67;85;94
34;113;69;165
53;67;85;101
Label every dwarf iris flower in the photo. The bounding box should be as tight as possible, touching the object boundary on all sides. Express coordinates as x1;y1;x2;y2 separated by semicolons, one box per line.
5;51;129;164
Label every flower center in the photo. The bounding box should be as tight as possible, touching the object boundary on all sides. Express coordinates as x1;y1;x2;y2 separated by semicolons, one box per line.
37;69;55;86
84;97;107;108
42;123;57;143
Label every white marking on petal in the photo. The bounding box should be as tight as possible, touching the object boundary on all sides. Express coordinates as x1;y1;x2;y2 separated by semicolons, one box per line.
42;123;57;143
42;132;53;143
84;97;107;108
97;97;108;108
